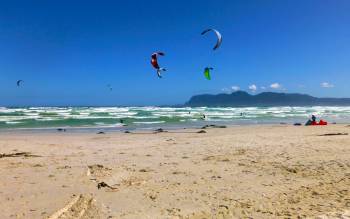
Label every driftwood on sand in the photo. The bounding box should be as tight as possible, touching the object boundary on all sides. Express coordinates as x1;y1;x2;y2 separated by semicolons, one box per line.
0;152;40;159
97;182;118;190
318;133;348;136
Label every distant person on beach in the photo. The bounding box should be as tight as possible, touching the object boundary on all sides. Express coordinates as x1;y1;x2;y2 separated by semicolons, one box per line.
119;119;128;126
305;115;317;126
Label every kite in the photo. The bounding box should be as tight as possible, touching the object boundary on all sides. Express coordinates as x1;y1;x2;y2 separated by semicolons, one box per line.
203;67;213;80
201;29;222;50
17;80;23;87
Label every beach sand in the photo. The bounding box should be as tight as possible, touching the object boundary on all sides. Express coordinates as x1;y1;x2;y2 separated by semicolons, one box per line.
0;125;349;218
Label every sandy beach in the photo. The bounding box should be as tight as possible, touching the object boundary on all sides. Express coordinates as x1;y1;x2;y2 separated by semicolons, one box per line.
0;125;349;218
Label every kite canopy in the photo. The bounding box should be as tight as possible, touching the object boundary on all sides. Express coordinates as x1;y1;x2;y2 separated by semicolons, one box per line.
151;52;166;78
16;80;23;87
204;67;213;80
201;29;222;50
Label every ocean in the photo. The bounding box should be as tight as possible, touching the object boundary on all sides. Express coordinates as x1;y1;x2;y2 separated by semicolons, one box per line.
1;106;350;131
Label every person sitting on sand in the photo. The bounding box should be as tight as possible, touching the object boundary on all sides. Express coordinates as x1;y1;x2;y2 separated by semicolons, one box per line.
305;115;317;126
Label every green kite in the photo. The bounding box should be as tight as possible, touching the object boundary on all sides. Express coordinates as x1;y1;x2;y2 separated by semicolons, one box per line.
204;67;213;80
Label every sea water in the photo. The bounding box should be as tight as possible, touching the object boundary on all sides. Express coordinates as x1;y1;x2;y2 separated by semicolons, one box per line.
0;106;350;131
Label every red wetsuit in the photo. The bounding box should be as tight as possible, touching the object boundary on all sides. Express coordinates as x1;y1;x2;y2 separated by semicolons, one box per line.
151;54;160;69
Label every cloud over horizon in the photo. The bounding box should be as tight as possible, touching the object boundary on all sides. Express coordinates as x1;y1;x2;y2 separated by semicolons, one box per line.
248;84;257;92
270;83;282;89
222;85;240;93
231;86;240;91
321;82;334;88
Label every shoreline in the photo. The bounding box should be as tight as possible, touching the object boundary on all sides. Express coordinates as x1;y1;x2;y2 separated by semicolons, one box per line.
0;120;345;134
1;124;349;218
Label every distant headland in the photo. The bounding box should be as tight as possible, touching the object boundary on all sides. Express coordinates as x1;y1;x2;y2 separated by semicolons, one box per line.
185;91;350;107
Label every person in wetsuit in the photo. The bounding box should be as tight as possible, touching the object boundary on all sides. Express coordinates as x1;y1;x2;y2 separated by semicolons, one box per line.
305;115;317;126
312;115;316;122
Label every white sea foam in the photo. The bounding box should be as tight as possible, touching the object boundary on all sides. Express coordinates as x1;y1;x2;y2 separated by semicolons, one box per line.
1;106;350;128
133;121;166;124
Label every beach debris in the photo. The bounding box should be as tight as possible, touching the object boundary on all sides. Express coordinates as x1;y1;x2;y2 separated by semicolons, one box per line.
154;128;167;133
124;131;131;133
16;80;23;87
201;28;222;50
139;168;152;172
219;205;229;210
151;52;166;78
203;67;213;80
318;133;348;136
57;128;66;132
148;194;157;201
293;123;302;126
172;171;186;175
96;131;105;134
197;130;207;133
33;164;44;167
201;124;226;129
57;165;71;169
97;182;118;190
0;152;40;159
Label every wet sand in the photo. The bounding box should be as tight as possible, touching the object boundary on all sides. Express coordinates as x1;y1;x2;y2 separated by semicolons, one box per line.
0;125;349;218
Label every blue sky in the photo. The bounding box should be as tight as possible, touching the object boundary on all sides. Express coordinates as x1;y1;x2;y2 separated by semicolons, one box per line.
0;0;349;106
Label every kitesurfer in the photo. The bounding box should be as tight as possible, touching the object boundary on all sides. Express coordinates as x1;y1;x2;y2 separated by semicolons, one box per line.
151;52;166;78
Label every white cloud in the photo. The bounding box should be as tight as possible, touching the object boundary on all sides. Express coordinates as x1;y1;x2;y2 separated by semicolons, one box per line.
321;82;334;88
270;83;282;89
231;86;240;91
222;86;240;93
248;84;257;92
261;86;266;90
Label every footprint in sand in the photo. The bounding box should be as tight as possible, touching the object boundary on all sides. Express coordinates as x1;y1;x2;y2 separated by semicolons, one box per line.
47;194;106;219
87;164;112;179
87;164;147;189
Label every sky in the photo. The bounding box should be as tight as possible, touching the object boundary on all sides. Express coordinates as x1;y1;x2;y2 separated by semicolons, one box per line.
0;0;350;106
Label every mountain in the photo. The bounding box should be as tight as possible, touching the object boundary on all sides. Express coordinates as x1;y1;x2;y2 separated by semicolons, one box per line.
185;91;350;107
